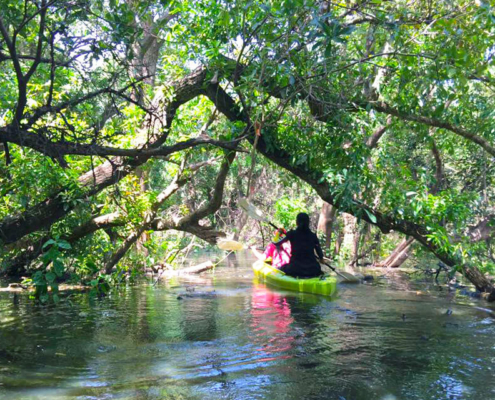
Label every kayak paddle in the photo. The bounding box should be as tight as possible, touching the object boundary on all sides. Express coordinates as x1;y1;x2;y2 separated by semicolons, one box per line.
238;198;361;283
237;198;362;282
217;238;245;251
217;238;360;282
238;198;280;230
319;260;361;283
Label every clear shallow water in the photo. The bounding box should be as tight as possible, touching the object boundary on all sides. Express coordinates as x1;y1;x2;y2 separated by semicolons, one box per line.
1;254;495;400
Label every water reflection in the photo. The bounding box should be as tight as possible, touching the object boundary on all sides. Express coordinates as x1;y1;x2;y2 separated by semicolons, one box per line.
250;283;295;357
1;265;495;400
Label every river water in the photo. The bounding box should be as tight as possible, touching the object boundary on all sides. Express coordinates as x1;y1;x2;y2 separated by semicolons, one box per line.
1;253;495;400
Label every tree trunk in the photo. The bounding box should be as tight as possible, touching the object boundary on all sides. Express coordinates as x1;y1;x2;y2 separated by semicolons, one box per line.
349;222;361;267
135;167;150;256
360;230;381;265
317;202;336;250
1;213;124;277
165;261;214;276
105;226;148;273
342;213;358;261
334;220;344;256
128;153;234;271
377;237;414;268
352;224;375;266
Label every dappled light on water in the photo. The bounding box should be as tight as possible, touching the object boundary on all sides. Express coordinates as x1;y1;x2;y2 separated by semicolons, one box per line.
1;260;495;399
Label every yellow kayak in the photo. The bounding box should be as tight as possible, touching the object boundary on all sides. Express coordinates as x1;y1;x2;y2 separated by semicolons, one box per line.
252;260;337;297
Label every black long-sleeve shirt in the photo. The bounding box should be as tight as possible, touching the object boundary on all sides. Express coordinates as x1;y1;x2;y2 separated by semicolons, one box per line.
277;228;323;277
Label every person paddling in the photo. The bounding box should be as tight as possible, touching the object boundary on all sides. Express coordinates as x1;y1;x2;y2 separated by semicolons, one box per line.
252;228;291;269
277;213;324;278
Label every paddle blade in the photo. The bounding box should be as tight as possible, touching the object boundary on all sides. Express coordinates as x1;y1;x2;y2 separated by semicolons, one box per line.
320;261;361;283
238;198;266;222
336;271;361;283
217;239;245;251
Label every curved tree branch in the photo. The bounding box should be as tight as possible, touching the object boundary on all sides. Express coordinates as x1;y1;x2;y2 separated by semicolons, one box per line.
371;101;495;158
0;66;209;245
204;79;495;297
0;128;243;158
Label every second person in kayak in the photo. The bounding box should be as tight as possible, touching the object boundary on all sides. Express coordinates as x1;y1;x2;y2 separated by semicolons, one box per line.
276;212;324;278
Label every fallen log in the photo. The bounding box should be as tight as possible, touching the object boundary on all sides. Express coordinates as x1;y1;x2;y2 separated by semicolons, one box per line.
0;283;90;293
157;261;215;278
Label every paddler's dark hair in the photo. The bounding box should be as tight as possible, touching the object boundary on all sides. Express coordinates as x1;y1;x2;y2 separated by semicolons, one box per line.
296;212;310;231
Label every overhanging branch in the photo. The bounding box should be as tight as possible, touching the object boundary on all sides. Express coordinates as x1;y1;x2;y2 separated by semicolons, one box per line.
0;128;243;158
371;101;495;158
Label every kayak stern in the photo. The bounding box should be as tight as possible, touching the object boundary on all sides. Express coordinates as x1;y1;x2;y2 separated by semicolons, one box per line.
252;260;337;297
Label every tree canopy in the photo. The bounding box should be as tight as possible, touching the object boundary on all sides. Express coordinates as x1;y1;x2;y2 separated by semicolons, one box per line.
1;0;494;300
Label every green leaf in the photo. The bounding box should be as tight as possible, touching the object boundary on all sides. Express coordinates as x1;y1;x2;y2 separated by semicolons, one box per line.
364;209;377;224
433;104;445;117
46;272;56;283
219;10;229;26
53;260;65;277
57;240;71;250
324;41;332;58
42;239;56;249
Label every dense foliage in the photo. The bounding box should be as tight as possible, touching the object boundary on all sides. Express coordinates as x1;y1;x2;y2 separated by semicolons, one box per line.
1;0;494;301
